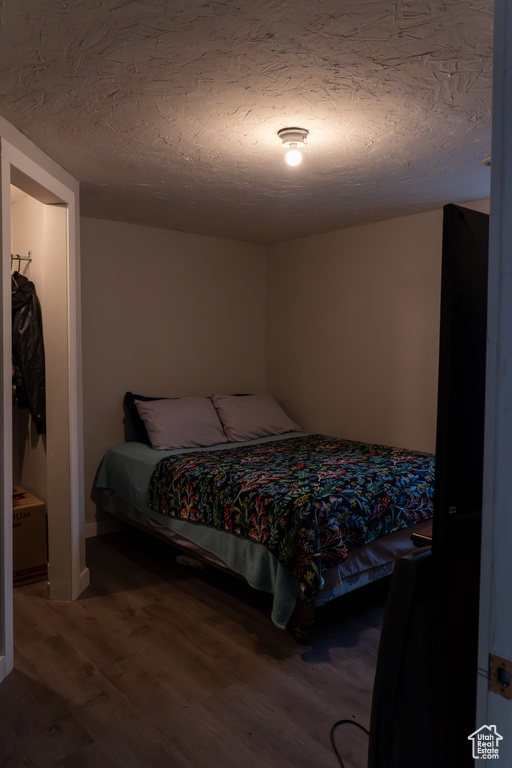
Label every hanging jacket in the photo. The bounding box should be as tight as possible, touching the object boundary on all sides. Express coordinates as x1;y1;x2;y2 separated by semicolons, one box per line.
11;272;46;435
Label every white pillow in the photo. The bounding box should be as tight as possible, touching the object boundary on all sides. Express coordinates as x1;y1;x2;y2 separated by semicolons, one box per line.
134;397;228;450
212;394;301;442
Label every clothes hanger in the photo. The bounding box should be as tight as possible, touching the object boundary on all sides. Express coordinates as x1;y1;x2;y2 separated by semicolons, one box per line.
10;251;32;273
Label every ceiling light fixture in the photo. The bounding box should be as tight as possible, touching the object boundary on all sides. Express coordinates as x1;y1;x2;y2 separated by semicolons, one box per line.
278;127;309;167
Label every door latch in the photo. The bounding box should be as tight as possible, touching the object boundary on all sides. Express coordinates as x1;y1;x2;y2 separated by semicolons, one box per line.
489;654;512;699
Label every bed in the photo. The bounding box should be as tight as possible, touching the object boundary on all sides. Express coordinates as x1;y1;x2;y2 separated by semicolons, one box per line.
96;393;435;632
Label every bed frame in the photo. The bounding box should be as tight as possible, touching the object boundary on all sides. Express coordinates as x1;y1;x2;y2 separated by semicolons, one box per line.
102;488;432;640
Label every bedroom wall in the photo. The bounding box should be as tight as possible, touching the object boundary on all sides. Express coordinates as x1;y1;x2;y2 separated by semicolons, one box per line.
266;199;490;454
81;199;489;534
80;216;267;534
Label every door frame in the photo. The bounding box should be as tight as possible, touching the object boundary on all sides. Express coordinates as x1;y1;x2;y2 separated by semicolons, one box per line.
0;124;88;682
476;0;512;755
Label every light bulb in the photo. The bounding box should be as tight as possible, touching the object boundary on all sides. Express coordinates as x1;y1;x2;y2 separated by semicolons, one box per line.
285;148;302;166
278;127;309;167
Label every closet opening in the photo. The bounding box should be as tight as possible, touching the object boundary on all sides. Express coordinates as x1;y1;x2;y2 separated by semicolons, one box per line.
10;176;67;598
8;161;88;602
11;184;49;589
1;137;88;681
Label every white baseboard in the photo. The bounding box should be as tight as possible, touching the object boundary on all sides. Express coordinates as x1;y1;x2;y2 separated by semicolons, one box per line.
78;566;90;595
85;518;124;538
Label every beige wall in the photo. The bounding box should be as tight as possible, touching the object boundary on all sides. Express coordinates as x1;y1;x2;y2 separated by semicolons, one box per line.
81;200;490;533
266;200;490;454
81;216;267;532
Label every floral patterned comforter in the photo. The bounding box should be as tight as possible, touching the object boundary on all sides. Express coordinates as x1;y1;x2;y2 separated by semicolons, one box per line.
147;434;434;599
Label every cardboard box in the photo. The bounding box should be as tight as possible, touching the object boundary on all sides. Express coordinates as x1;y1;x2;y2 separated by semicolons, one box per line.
13;489;48;587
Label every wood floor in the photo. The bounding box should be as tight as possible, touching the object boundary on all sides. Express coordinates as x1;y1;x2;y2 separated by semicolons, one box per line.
1;530;389;768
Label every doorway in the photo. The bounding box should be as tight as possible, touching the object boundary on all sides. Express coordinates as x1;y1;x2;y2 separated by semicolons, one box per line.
1;137;89;682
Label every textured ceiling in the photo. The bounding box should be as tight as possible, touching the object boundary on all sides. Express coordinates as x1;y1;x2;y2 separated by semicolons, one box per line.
0;0;493;244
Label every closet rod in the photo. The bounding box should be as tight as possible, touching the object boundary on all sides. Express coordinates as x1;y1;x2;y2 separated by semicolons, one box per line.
11;251;32;269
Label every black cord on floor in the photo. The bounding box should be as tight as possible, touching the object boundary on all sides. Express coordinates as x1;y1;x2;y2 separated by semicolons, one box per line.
330;718;370;768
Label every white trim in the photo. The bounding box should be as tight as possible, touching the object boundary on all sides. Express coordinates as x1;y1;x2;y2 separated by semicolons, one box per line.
0;115;78;194
3;145;78;204
0;139;14;680
477;0;512;755
78;566;91;595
